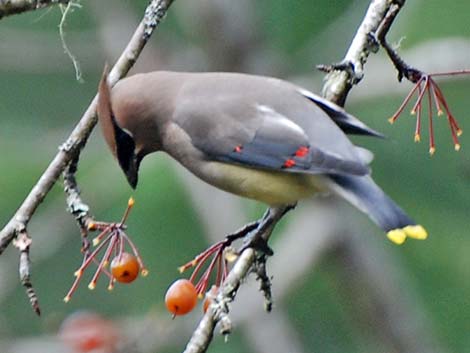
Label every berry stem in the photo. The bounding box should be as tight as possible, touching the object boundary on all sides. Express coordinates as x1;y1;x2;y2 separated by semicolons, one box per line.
181;241;224;273
414;84;423;142
188;243;223;284
120;230;148;275
427;83;435;155
428;69;470;77
410;77;428;115
92;228;111;246
431;80;463;147
215;251;223;287
389;76;424;123
88;235;117;289
430;83;443;116
91;257;113;279
64;256;88;302
77;232;114;275
195;248;222;295
119;198;135;224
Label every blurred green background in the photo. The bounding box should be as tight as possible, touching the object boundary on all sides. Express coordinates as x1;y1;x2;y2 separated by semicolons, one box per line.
0;1;469;352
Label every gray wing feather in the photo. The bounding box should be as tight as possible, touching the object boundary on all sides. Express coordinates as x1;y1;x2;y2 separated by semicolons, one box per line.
297;88;384;137
172;73;371;176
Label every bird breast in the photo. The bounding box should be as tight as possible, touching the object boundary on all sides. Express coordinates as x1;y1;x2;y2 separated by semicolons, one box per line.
196;161;324;206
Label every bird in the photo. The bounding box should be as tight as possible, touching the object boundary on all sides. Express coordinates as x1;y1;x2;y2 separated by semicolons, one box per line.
97;69;427;245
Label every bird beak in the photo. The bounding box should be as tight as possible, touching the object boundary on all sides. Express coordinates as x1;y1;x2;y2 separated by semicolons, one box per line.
97;65;140;189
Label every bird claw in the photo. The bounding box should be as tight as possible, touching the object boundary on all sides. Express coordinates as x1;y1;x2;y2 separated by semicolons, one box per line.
239;233;274;256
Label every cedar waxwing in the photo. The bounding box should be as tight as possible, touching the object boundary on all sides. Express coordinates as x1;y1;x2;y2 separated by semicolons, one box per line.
97;70;427;245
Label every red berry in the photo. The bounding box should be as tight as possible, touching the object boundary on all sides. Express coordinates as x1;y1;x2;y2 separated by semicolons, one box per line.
165;279;198;316
110;252;140;283
59;312;118;353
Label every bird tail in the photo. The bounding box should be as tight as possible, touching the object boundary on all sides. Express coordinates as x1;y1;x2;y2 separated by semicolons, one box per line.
326;174;427;244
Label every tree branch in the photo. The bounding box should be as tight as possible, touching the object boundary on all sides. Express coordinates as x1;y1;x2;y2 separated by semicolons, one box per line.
183;206;290;353
0;0;175;312
320;0;406;106
0;0;68;19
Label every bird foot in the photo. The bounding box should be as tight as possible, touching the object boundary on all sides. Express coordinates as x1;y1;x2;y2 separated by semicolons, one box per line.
238;210;276;256
239;204;296;255
240;234;273;256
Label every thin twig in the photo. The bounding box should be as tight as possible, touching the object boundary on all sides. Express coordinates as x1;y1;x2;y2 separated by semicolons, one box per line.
374;0;424;83
59;1;83;82
0;0;68;19
13;229;40;315
254;254;273;312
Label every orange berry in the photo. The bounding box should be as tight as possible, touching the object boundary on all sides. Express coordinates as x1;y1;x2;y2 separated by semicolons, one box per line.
110;252;140;283
165;279;198;316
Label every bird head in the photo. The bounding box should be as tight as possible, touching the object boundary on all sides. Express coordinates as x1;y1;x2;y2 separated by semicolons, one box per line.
97;68;146;189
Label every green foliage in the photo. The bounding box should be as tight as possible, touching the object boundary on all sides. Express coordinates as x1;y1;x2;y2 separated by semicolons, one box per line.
256;0;351;52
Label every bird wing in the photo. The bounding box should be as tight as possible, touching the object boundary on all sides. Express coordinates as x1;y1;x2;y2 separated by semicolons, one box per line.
296;88;384;137
172;77;369;176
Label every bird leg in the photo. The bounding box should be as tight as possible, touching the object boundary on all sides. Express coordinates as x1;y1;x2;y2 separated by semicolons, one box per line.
179;204;295;297
239;204;296;256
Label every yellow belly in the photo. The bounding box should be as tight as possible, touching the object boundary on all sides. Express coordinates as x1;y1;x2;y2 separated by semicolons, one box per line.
200;161;323;206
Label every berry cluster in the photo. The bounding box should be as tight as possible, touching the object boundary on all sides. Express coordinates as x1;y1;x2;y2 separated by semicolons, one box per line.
389;70;468;154
64;198;147;302
164;239;238;316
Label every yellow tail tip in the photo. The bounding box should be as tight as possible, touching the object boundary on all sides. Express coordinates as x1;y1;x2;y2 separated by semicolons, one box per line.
128;197;135;207
387;225;428;244
63;296;71;303
387;229;407;245
404;225;428;240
